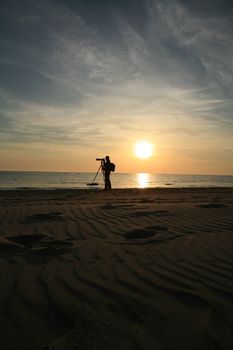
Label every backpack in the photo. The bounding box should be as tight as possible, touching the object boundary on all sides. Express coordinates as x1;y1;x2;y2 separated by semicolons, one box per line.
110;162;115;172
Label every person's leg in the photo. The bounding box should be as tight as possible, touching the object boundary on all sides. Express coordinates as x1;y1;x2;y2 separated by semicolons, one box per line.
104;176;107;189
104;174;108;189
105;174;111;190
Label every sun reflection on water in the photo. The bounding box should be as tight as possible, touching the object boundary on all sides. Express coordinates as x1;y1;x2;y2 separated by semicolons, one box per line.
137;173;149;188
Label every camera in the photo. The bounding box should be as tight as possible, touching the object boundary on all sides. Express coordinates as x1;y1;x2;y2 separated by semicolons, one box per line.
96;158;104;161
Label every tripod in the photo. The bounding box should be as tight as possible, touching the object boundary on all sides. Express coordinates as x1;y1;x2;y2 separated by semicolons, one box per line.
86;161;105;186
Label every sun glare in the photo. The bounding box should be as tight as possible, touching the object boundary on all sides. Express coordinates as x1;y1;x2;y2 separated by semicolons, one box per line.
137;173;149;188
134;141;153;159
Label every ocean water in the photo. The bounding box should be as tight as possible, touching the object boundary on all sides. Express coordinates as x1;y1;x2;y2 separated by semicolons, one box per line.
0;171;233;190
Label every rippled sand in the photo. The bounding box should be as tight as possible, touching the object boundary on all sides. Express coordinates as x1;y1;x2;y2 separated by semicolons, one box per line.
0;188;233;349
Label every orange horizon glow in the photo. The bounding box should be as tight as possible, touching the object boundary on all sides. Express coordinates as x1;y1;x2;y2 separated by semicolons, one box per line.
0;140;232;175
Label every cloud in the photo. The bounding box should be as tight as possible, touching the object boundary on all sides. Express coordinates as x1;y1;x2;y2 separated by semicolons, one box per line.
0;0;232;167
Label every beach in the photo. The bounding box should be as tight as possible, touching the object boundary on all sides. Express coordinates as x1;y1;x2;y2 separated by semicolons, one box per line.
0;187;233;350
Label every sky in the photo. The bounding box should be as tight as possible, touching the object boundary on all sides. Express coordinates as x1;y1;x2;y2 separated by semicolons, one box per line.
0;0;233;174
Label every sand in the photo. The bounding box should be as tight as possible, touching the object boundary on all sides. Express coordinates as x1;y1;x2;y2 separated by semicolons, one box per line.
0;187;233;350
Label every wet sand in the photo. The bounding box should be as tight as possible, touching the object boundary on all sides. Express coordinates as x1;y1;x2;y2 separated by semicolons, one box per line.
0;187;233;349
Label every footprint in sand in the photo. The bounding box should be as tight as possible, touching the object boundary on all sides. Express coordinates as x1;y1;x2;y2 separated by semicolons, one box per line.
0;233;73;262
124;228;156;240
198;203;227;208
123;224;181;245
24;212;65;223
0;237;24;252
7;233;47;245
131;210;170;217
124;224;168;240
101;204;134;210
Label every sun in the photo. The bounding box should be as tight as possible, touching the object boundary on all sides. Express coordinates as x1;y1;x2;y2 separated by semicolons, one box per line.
134;141;153;159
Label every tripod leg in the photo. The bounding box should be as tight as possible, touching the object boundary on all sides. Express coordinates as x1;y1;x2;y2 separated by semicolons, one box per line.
91;164;102;183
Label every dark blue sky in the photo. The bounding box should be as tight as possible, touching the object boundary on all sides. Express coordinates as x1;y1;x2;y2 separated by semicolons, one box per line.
0;0;233;173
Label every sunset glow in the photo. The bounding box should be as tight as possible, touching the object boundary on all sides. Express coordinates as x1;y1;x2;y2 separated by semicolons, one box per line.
0;1;232;175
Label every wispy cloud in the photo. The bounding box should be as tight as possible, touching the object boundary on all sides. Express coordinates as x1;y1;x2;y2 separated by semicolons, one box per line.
0;0;232;172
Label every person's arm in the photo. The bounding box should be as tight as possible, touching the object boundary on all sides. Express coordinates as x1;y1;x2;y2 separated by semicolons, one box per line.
102;159;106;170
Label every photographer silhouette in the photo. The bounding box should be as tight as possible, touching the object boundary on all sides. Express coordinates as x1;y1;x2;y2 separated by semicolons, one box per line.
102;156;113;190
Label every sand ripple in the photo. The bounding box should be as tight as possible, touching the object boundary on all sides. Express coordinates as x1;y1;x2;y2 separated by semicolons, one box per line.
0;188;233;349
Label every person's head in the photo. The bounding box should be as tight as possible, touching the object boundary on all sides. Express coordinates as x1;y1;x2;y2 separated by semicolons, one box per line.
105;156;110;161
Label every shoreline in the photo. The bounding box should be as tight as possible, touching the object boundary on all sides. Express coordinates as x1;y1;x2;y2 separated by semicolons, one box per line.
1;186;233;200
1;186;233;192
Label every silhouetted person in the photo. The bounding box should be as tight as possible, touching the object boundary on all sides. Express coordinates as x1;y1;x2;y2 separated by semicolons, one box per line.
102;156;112;190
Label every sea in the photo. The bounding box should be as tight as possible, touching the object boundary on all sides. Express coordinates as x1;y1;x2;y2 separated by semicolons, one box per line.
0;171;233;190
